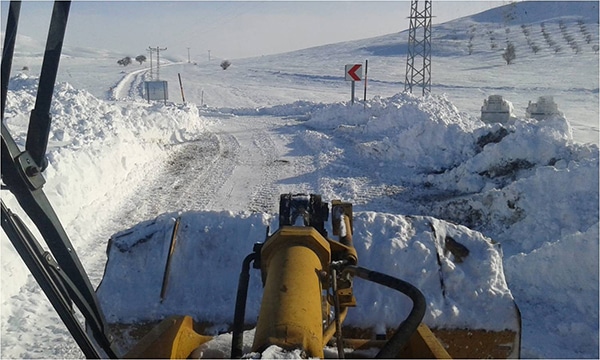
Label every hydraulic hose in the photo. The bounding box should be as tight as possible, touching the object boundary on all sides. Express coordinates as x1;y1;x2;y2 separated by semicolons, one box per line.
344;266;426;359
231;252;256;358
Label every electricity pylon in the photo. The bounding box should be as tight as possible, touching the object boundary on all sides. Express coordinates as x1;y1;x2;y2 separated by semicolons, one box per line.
404;0;432;96
148;46;167;80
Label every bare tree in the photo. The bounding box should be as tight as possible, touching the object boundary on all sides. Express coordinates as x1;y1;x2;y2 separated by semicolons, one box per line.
503;43;516;65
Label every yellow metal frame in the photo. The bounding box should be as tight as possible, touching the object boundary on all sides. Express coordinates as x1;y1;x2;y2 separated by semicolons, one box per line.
252;226;331;358
124;315;212;359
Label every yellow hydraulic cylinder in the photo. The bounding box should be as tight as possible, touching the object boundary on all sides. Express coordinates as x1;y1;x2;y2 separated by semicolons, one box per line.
252;226;331;358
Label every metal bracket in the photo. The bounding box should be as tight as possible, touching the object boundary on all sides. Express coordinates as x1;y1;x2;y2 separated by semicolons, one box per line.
278;193;329;237
16;151;46;190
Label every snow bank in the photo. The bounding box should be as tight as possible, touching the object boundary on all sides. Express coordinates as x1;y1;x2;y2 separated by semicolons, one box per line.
291;93;596;255
98;210;518;338
506;224;599;357
506;225;598;318
304;93;480;172
97;211;271;325
2;73;209;301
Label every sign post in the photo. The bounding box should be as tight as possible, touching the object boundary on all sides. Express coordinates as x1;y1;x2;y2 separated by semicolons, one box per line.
178;73;186;104
363;59;368;109
345;64;362;105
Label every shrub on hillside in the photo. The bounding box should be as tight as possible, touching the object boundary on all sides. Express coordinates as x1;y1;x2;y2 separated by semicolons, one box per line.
220;60;231;70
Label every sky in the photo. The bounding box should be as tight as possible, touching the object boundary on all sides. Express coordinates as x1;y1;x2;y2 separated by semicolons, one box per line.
2;1;509;60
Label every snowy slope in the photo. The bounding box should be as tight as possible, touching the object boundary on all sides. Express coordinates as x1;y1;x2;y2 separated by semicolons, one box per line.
1;1;598;358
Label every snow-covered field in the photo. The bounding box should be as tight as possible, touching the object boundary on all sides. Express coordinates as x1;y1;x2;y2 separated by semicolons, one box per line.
2;1;598;358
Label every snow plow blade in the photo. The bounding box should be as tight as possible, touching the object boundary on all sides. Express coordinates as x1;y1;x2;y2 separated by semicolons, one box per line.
341;321;521;358
98;194;521;358
431;326;521;358
124;315;212;359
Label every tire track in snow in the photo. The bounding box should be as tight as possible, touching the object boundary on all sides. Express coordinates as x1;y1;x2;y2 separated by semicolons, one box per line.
106;110;408;236
205;116;307;213
111;129;239;227
110;67;148;101
110;62;184;101
108;114;318;226
246;130;288;213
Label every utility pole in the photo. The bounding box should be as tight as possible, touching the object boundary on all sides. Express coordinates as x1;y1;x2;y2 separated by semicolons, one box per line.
405;0;432;96
187;47;191;63
148;46;167;80
156;46;167;80
147;47;154;79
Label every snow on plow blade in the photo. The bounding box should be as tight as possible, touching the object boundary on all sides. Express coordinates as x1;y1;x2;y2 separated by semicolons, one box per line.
97;204;521;358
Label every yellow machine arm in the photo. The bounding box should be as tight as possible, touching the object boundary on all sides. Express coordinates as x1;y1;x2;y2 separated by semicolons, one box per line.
232;194;450;359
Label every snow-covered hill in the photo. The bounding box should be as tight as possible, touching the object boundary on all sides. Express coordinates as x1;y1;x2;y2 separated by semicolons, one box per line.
1;1;598;358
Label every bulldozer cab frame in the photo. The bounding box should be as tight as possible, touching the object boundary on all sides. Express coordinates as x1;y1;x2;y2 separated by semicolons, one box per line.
1;1;117;357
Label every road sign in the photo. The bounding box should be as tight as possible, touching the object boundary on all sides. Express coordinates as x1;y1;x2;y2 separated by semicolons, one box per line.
145;80;168;103
345;64;362;81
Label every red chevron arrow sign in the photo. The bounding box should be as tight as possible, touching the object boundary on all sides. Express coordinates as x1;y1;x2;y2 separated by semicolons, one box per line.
345;64;362;81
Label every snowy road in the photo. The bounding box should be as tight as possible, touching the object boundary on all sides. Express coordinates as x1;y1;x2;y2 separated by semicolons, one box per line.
203;115;314;213
111;62;184;101
111;113;316;228
103;107;414;240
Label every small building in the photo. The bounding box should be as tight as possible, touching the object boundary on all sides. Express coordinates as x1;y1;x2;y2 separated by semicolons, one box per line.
481;95;513;124
525;96;563;120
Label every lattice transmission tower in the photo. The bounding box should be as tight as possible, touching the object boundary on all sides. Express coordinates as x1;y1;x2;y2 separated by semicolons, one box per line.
147;46;167;80
404;0;432;96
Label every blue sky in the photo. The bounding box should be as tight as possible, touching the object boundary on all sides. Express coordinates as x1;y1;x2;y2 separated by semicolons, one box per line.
2;1;506;59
